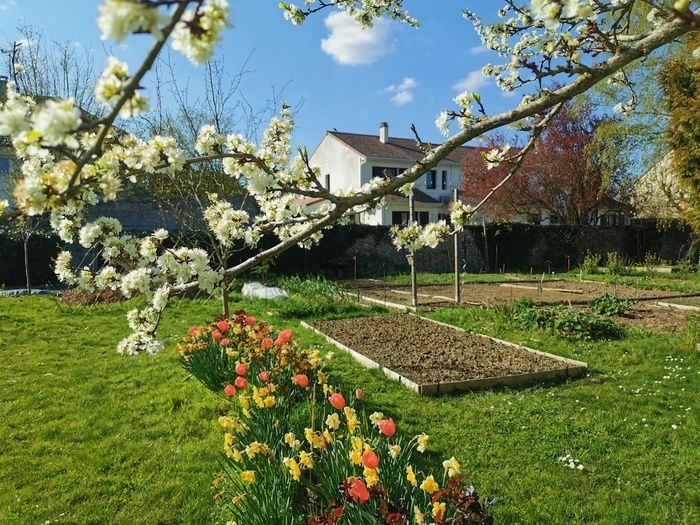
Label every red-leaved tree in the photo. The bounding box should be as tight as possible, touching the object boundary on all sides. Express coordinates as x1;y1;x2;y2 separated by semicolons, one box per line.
462;104;621;225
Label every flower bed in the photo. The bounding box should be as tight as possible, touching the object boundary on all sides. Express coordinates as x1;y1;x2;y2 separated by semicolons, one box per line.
177;312;495;524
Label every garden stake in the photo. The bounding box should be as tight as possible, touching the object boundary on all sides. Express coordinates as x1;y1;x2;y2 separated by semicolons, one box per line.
453;188;461;304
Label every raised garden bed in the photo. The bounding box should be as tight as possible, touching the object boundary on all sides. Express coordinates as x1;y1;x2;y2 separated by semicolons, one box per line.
304;314;587;395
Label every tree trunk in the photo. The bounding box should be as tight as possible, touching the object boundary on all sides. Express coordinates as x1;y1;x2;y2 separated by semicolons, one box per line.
24;238;32;294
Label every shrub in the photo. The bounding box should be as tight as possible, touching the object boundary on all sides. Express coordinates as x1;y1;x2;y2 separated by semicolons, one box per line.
177;313;495;525
580;252;601;275
278;275;346;301
605;252;625;276
511;298;624;341
587;294;636;316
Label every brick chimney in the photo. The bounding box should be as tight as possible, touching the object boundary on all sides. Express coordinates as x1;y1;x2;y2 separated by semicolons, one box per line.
379;122;389;144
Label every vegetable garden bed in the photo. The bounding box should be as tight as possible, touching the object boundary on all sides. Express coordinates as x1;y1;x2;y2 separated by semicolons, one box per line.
304;314;586;395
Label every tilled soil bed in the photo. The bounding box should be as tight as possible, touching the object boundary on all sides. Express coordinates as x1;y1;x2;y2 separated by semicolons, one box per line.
310;314;583;388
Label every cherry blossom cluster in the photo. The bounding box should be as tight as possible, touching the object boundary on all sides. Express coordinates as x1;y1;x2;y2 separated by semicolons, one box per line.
1;0;696;353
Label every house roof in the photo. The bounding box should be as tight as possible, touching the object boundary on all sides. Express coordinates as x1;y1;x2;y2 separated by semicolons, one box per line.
326;130;477;164
385;188;440;204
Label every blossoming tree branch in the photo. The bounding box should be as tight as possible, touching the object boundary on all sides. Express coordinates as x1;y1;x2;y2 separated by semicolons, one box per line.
0;0;697;354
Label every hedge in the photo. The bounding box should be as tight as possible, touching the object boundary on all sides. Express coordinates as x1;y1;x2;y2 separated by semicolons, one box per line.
0;227;62;287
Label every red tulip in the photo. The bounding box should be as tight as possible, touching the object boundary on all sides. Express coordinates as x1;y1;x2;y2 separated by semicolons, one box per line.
212;330;222;342
348;479;370;504
293;374;309;389
216;320;230;332
355;388;364;400
378;418;396;437
234;376;248;389
235;362;248;376
258;371;270;382
275;328;293;346
188;326;203;336
361;450;379;469
261;337;274;349
328;392;346;411
220;338;230;347
245;316;256;326
224;384;236;397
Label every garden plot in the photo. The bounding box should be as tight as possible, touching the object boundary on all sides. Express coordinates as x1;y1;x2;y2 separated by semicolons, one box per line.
351;279;697;308
305;314;586;395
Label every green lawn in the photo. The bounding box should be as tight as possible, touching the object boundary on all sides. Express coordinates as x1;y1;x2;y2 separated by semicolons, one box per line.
2;293;699;524
0;297;228;525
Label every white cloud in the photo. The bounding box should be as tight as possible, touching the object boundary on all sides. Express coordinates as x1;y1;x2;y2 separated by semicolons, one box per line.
0;0;17;12
321;12;391;65
384;77;417;106
391;90;414;106
453;70;489;92
469;45;489;55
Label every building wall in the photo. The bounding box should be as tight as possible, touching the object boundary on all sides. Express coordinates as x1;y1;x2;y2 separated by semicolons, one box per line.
309;134;362;193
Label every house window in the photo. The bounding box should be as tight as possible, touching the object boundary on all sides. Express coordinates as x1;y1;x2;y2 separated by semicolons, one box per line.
392;211;409;226
441;170;447;190
438;213;450;223
426;170;436;190
392;211;429;226
413;211;429;225
372;166;398;179
324;174;330;190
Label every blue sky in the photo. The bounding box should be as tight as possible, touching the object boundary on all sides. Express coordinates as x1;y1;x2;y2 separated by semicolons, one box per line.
0;0;518;150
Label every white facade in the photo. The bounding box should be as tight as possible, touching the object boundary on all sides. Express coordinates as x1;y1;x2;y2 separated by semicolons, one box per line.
309;131;463;226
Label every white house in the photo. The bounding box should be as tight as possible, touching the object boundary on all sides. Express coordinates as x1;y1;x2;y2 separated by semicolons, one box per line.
308;122;475;226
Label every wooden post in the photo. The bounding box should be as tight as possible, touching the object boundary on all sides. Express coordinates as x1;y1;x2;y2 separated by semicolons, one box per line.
482;220;489;272
453;188;461;304
409;193;418;308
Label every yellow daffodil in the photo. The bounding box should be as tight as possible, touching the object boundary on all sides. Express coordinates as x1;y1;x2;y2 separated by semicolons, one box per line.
317;371;328;384
406;465;417;486
417;433;429;453
432;501;446;518
299;451;314;469
442;456;461;478
363;467;379;487
326;413;340;430
344;407;359;434
283;457;301;481
369;411;384;426
350;448;363;465
240;470;256;484
389;444;401;459
420;475;439;494
264;395;276;408
413;506;426;524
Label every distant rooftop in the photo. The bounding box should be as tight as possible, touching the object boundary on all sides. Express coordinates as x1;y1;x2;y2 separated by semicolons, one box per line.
326;130;478;164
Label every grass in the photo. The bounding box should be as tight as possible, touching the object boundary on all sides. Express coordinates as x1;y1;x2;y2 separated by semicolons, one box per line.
0;296;229;525
366;269;700;294
2;290;699;524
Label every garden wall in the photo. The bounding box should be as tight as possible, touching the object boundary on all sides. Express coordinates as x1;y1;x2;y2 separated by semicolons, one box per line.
252;221;693;278
0;227;61;287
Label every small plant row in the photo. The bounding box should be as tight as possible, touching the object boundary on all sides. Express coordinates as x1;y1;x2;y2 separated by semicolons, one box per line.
177;313;494;525
509;298;625;341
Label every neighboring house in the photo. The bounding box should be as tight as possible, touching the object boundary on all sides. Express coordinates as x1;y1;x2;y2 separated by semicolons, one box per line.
633;153;684;220
308;122;473;226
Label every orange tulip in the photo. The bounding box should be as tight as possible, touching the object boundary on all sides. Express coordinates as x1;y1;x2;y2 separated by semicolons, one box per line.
223;384;236;397
258;371;270;382
234;376;248;389
216;320;230;332
275;328;293;346
328;392;346;411
261;337;274;349
361;450;379;469
235;362;248;376
348;478;369;504
293;374;309;389
378;418;396;437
